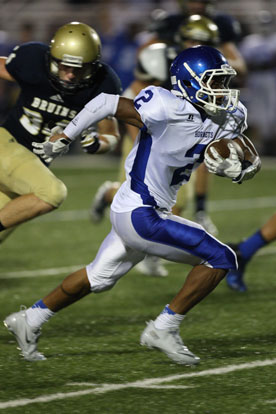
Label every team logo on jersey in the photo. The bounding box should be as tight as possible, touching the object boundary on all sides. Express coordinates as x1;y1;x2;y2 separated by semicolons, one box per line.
187;114;194;122
50;94;64;103
30;97;77;119
195;131;214;138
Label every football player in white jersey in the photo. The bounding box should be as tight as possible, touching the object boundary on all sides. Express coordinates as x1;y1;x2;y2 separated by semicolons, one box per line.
4;46;261;365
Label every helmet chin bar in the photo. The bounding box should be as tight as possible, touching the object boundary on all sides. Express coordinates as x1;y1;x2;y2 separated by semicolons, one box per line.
197;87;240;115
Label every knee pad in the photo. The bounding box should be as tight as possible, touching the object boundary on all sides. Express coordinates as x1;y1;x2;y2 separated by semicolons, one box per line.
199;235;238;270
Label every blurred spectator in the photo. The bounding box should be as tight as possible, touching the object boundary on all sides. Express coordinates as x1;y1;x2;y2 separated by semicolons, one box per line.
239;10;276;155
96;7;145;90
18;22;35;43
101;21;144;90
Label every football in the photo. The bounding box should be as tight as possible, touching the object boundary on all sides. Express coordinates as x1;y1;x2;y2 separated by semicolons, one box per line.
205;138;244;162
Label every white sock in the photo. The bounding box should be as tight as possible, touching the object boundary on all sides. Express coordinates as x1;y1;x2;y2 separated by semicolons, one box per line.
154;304;186;330
26;299;55;330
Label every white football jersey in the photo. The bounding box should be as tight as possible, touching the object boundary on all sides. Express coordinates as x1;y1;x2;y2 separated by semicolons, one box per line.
111;86;247;213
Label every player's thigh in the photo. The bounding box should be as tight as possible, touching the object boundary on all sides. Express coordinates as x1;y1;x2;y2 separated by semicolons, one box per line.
111;208;202;266
112;208;236;269
0;190;17;242
0;128;67;207
86;227;145;293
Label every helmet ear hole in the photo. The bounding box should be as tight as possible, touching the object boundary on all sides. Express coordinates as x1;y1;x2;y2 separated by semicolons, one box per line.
183;80;192;87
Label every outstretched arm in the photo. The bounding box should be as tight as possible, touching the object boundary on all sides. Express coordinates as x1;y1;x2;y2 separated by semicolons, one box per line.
62;94;142;141
41;94;143;159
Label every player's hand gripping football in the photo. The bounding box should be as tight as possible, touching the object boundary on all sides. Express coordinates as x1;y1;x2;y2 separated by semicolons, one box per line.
32;126;71;163
204;141;242;179
232;157;261;184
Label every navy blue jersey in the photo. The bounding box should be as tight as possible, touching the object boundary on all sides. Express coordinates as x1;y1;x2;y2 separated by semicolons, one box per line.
3;42;122;155
213;13;242;43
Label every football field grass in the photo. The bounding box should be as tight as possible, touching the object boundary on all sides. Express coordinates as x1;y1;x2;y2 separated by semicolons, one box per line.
0;156;275;413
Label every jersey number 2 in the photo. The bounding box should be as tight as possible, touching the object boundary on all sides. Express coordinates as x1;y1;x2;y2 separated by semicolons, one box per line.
134;90;153;109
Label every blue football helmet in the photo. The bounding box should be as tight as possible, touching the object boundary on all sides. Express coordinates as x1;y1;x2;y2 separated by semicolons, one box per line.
170;45;239;115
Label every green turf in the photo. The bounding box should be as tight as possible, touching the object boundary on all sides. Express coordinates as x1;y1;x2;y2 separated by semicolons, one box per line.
0;160;275;413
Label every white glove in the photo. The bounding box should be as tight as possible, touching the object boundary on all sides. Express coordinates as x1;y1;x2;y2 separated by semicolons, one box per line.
232;157;261;184
32;126;70;162
204;142;242;179
43;137;71;159
32;141;53;164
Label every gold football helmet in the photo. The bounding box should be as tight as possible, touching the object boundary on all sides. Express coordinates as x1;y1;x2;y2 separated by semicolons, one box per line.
176;14;219;48
48;22;102;93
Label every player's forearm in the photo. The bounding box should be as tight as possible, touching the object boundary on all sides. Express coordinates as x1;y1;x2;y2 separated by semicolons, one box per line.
63;93;120;141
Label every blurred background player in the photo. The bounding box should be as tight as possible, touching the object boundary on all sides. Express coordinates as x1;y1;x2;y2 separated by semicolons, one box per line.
147;0;247;78
238;10;276;155
0;22;121;243
180;0;247;78
91;42;170;277
226;213;276;292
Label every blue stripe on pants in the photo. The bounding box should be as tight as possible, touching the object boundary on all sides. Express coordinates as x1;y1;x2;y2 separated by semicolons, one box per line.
131;207;237;270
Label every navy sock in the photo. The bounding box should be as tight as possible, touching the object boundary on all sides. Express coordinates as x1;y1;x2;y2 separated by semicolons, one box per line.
239;230;267;261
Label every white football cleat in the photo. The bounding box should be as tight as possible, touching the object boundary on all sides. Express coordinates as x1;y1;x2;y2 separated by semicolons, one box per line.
90;180;114;223
140;320;200;365
4;309;46;362
195;211;218;236
136;255;168;277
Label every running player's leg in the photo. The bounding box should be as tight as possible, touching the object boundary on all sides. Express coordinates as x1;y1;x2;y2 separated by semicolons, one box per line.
0;128;67;230
4;225;145;360
114;207;236;364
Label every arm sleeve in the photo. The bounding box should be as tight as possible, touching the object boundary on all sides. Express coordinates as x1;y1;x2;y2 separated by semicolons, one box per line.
63;93;120;140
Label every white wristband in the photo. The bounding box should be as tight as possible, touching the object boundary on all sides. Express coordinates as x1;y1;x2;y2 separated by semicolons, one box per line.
101;134;118;152
64;93;120;140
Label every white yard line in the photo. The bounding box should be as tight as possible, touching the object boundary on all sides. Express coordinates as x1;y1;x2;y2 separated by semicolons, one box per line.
208;196;276;212
0;265;85;279
0;359;275;409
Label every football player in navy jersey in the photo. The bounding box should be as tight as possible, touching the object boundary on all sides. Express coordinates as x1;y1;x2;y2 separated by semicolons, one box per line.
4;46;260;364
149;0;247;78
0;22;122;243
